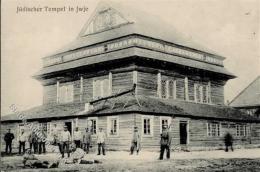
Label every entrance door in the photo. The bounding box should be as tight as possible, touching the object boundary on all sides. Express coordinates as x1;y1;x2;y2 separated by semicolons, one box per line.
65;122;72;134
179;121;188;144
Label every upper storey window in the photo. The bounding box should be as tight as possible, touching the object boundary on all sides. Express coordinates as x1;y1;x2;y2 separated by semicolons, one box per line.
58;84;74;103
93;73;112;99
157;73;212;104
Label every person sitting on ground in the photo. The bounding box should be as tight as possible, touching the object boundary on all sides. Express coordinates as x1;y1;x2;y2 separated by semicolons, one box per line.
224;132;234;152
130;126;141;155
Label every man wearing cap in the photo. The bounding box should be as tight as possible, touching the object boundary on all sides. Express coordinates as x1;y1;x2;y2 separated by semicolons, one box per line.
96;128;106;155
4;129;15;154
60;125;71;158
83;128;92;154
130;126;141;155
73;127;82;148
159;125;171;160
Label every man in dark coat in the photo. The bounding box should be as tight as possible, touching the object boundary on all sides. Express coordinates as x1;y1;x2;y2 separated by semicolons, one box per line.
39;127;47;154
224;132;234;152
4;129;15;154
159;125;171;160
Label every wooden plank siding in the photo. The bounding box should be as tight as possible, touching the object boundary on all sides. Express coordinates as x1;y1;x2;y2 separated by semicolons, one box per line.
1;115;260;152
137;71;157;96
43;85;57;104
42;67;226;106
211;80;225;105
112;72;133;94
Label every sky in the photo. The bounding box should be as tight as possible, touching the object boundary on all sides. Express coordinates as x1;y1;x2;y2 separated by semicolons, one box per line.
1;0;259;115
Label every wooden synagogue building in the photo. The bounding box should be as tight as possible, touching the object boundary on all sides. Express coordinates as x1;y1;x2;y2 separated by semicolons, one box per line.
2;2;260;151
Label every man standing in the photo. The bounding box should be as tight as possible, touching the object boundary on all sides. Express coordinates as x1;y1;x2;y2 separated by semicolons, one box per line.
73;127;82;148
159;125;171;160
224;132;234;152
4;129;14;154
96;128;106;155
60;125;71;158
28;131;38;154
39;127;47;154
19;129;27;154
130;126;141;155
52;124;59;145
83;128;91;154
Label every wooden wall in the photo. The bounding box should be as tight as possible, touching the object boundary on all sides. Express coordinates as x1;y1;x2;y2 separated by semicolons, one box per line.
1;115;260;152
43;85;57;104
137;71;157;96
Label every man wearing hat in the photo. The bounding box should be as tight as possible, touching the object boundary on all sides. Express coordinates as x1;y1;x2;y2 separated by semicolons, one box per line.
4;129;15;154
130;126;141;155
159;125;171;160
60;125;71;158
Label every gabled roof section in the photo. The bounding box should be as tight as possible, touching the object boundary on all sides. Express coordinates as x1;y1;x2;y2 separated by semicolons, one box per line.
48;1;222;57
229;76;260;108
78;2;132;37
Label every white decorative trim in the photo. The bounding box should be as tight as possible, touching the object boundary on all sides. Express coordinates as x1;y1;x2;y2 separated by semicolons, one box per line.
56;81;60;103
80;76;83;102
133;71;138;94
166;80;169;99
109;72;113;95
157;73;162;98
184;77;189;101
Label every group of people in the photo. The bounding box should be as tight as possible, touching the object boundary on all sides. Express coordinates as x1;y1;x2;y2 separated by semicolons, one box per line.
3;124;172;160
4;127;47;155
4;123;234;159
57;125;106;158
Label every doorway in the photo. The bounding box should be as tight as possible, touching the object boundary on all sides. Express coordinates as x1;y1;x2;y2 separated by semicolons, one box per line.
65;122;72;134
179;121;188;145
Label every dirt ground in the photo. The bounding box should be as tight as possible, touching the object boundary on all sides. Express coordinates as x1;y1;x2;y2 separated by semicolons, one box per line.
1;148;260;172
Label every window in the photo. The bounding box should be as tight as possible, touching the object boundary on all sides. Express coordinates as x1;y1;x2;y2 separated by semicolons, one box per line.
194;83;211;104
107;116;119;136
160;117;171;133
59;84;74;103
161;80;167;98
168;80;176;99
236;124;246;136
93;78;111;99
142;116;153;136
207;122;221;137
87;118;98;134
